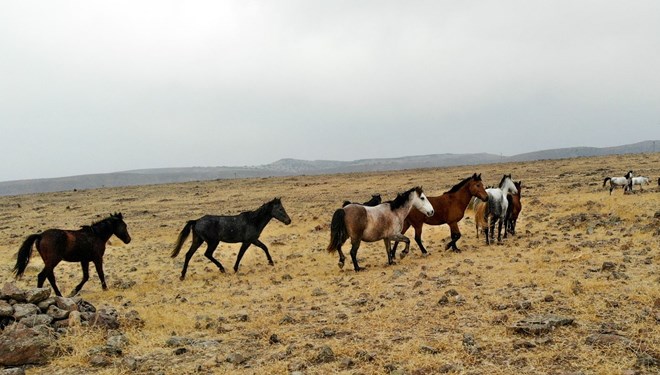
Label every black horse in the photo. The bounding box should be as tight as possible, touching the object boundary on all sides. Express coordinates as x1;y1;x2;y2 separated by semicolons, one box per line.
171;198;292;279
342;194;381;208
13;213;131;297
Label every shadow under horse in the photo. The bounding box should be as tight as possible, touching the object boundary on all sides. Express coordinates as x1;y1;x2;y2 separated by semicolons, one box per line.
13;213;132;297
171;198;291;280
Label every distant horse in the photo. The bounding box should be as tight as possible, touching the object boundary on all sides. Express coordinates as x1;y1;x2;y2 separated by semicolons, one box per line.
327;187;434;272
628;176;650;191
171;198;291;280
505;181;522;235
391;173;488;255
342;194;382;208
480;175;518;244
603;171;633;195
13;213;131;297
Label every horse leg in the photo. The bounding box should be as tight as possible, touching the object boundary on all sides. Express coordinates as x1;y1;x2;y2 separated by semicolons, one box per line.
396;220;412;258
180;235;204;280
497;217;504;242
412;223;428;255
252;239;275;266
233;242;251;273
384;239;395;265
202;240;226;273
337;246;346;269
445;222;462;252
71;261;90;296
44;267;63;297
92;258;108;291
349;240;363;272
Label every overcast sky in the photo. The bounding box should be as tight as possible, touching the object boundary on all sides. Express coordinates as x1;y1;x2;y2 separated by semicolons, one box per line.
1;1;659;181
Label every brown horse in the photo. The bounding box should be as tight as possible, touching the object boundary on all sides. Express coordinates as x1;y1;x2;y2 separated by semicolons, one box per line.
13;213;131;297
392;173;488;255
506;181;522;235
327;187;434;272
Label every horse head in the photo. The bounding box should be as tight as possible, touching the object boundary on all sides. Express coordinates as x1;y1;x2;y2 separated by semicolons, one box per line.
110;212;131;244
270;198;292;225
469;173;488;201
499;174;518;195
412;187;434;217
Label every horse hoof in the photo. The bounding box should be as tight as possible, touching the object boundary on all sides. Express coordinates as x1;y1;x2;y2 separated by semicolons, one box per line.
179;275;185;281
268;261;275;266
338;261;345;269
421;252;430;257
219;268;226;273
399;252;407;260
354;267;364;272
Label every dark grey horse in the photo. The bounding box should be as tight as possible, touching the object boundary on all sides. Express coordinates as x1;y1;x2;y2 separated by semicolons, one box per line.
171;198;291;279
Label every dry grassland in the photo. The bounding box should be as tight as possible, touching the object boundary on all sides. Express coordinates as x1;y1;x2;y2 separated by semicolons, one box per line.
0;153;659;375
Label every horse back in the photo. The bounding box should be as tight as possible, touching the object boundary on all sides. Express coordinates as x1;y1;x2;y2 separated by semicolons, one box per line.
38;228;100;262
195;214;252;243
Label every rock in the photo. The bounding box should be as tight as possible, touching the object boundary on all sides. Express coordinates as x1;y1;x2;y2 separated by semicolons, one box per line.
635;351;660;367
107;333;129;349
509;314;575;335
121;356;139;371
89;307;119;329
280;315;296;324
231;311;249;322
445;289;459;297
0;368;26;375
77;299;96;313
19;314;53;328
543;295;554;302
166;336;193;347
420;345;439;354
122;310;144;328
513;340;536;349
462;333;480;355
340;357;355;369
585;333;631;346
0;326;56;366
55;297;78;312
25;288;50;304
0;300;13;317
47;305;69;320
12;303;40;321
1;284;27;302
226;352;247;364
37;298;57;312
311;288;327;296
438;295;449;305
89;354;112;367
492;314;509;325
174;347;187;355
515;301;532;311
601;262;616;271
68;311;82;328
317;345;335;363
356;350;376;362
269;334;280;344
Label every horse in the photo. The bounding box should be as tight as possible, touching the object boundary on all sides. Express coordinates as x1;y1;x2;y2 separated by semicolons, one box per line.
13;213;131;297
628;176;650;191
391;173;488;255
479;174;518;244
342;194;382;208
327;187;434;272
505;181;522;235
603;171;633;195
171;198;291;280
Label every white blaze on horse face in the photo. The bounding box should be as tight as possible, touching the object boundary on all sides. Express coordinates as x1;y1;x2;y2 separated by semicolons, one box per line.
415;192;435;217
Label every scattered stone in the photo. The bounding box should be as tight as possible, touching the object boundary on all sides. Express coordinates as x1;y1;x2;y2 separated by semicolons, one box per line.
269;334;280;344
19;314;53;328
68;311;82;328
635;351;660;367
509;314;575;335
280;315;296;324
2;283;27;302
47;305;69;320
356;350;376;362
226;352;247;364
77;299;96;313
122;310;144;328
0;326;56;366
166;336;193;347
601;262;616;271
25;288;50;304
316;345;335;363
55;297;78;312
445;289;459;297
12;304;40;321
438;295;449;305
121;356;139;371
0;368;26;375
0;301;13;317
107;333;129;349
311;288;327;296
37;298;56;312
543;295;554;302
174;347;188;355
492;314;509;325
89;307;120;329
89;354;112;367
585;333;631;346
420;345;440;355
462;333;480;355
513;340;536;349
231;311;249;322
340;357;355;369
515;301;532;311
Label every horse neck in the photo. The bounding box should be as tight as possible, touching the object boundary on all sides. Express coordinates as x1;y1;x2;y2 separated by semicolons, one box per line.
249;204;274;230
89;220;115;242
394;195;416;220
451;183;477;208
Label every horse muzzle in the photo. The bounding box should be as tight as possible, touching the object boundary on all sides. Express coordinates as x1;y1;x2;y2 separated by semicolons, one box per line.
426;210;435;217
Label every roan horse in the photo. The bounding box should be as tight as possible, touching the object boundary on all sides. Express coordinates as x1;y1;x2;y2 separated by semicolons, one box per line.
391;173;488;255
327;187;434;272
13;213;131;297
474;175;518;244
171;198;291;280
505;181;522;235
603;171;633;195
342;194;381;208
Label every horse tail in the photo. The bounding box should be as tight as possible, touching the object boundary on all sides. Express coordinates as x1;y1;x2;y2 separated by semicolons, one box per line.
327;209;348;253
171;220;196;258
603;177;611;186
13;234;40;278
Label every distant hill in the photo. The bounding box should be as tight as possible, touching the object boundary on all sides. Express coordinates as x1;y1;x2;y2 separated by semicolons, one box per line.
1;140;657;196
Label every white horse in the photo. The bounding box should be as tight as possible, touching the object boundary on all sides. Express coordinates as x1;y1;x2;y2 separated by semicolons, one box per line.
628;176;650;191
603;171;633;195
483;174;518;243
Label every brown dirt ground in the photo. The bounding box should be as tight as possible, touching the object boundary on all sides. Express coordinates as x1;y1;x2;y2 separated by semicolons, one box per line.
1;153;658;375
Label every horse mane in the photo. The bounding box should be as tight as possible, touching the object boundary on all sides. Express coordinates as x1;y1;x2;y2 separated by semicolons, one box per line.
83;213;123;235
446;173;481;193
390;187;423;211
251;198;280;217
498;174;511;188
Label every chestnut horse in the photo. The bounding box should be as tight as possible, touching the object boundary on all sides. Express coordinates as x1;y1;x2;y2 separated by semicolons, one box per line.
327;187;434;272
506;181;522;235
392;173;488;256
13;213;131;297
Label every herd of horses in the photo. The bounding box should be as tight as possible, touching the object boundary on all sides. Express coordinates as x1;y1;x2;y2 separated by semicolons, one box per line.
11;169;657;297
602;170;656;194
